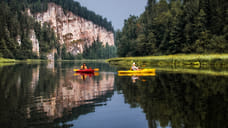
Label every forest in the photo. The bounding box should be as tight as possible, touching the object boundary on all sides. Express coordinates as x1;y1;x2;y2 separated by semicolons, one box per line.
116;0;228;57
0;0;115;60
60;41;116;60
0;1;58;59
82;41;117;59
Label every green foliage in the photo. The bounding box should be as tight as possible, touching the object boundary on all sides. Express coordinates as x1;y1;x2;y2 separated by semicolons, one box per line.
117;0;228;57
108;54;228;71
116;16;139;57
61;44;69;60
35;23;57;54
59;40;117;60
0;1;59;60
60;40;116;60
82;41;117;59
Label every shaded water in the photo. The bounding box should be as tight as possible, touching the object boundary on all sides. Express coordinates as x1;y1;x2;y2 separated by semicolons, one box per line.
0;62;227;128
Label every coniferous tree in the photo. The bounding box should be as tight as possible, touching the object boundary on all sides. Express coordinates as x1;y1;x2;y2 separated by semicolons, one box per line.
117;0;228;57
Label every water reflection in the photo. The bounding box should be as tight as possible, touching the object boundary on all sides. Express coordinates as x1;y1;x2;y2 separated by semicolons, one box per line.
0;62;115;128
74;72;100;80
0;62;228;128
117;69;156;83
116;72;228;128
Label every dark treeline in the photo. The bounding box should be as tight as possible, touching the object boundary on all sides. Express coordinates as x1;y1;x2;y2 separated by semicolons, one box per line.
82;41;117;59
60;40;116;60
72;40;117;59
116;0;228;57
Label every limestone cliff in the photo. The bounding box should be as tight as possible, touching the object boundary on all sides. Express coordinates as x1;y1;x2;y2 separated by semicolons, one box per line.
29;29;40;57
30;3;114;56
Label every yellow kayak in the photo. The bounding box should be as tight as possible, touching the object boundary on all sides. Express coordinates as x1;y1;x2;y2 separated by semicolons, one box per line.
118;69;155;74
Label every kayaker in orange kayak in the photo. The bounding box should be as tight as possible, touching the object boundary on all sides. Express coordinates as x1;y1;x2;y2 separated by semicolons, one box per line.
80;63;87;70
130;62;139;71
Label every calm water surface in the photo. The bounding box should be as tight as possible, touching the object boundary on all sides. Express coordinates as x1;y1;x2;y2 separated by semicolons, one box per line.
0;62;227;128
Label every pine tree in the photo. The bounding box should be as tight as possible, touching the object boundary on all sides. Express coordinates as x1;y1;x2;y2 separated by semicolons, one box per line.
168;0;184;54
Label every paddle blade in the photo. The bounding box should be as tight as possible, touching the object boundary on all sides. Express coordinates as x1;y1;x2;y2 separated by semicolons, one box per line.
74;69;79;72
94;72;99;76
74;73;79;76
94;68;99;71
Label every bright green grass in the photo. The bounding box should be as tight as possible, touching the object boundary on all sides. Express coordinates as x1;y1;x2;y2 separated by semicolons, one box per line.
107;54;228;76
0;58;48;66
107;54;228;68
0;58;16;63
0;58;16;67
0;58;106;66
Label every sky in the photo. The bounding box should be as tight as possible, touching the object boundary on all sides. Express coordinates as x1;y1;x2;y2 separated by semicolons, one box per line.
75;0;148;30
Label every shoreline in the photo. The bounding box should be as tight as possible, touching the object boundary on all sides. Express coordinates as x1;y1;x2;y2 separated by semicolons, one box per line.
107;54;228;76
107;54;228;68
0;58;107;66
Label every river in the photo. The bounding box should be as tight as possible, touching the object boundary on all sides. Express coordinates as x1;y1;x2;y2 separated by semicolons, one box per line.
0;61;227;128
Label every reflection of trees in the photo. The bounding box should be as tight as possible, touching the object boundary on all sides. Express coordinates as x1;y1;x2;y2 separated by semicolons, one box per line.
0;63;115;128
116;73;228;128
0;64;34;128
0;64;60;128
34;64;60;98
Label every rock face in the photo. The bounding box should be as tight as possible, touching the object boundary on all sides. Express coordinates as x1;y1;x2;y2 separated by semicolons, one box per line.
32;3;114;55
29;29;40;57
16;35;21;46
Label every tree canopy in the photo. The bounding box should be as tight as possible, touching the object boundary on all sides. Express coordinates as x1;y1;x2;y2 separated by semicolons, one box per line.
116;0;228;57
0;1;59;59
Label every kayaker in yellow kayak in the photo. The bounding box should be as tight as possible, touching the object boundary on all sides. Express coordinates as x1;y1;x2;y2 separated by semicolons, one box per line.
80;63;87;70
130;62;140;71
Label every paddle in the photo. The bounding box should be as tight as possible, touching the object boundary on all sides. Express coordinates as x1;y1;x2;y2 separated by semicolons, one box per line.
73;69;79;71
94;68;99;71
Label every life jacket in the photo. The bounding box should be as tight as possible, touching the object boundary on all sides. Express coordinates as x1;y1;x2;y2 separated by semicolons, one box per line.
81;65;87;69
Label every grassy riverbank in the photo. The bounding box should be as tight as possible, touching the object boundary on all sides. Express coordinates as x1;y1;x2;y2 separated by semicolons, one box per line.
56;59;106;62
0;58;16;63
0;58;106;67
0;58;46;63
0;58;16;67
0;58;47;67
107;54;228;68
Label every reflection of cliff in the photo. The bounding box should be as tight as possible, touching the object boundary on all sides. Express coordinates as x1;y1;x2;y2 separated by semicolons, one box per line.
32;73;114;121
30;66;40;93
